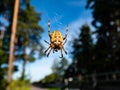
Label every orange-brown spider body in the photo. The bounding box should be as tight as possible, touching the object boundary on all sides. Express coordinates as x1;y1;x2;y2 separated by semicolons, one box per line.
51;30;63;48
44;20;68;57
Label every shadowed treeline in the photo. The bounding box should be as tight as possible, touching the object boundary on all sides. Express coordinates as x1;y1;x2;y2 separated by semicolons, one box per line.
63;0;120;89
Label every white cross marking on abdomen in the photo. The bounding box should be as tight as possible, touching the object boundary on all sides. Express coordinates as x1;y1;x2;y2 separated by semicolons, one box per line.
56;36;59;45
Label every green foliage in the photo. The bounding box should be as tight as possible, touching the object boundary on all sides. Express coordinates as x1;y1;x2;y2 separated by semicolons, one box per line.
86;0;120;72
0;43;8;89
10;80;31;90
0;2;13;89
15;1;44;80
16;1;44;61
41;58;69;83
0;78;6;90
0;49;8;64
71;23;93;74
0;1;22;89
52;58;69;76
51;59;59;74
48;88;60;90
0;0;44;89
41;73;59;83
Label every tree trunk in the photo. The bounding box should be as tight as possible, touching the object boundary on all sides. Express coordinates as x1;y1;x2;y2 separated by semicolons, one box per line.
6;0;19;90
20;58;27;81
20;47;27;81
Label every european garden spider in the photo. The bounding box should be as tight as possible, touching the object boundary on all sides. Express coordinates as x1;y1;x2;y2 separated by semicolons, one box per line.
44;20;68;58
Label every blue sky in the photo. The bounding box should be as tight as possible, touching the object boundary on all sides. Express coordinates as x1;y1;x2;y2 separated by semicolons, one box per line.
13;0;95;82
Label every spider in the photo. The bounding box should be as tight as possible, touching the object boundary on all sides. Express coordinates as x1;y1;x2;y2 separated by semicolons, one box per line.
44;19;68;58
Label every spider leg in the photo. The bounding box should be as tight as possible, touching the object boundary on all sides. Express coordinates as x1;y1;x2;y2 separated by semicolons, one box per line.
53;48;58;53
62;46;67;54
48;19;51;38
63;39;67;45
47;48;52;57
44;46;50;53
63;24;68;40
53;49;55;53
60;49;63;58
44;40;50;45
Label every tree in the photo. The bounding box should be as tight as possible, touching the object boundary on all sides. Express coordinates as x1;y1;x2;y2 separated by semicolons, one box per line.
51;59;59;75
0;0;15;89
0;49;8;89
58;57;69;76
15;1;44;80
7;0;19;90
52;58;69;77
41;58;69;83
71;23;93;75
41;73;59;84
86;0;120;73
0;0;44;89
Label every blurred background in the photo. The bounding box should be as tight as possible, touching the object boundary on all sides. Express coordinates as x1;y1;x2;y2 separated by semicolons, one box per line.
0;0;120;90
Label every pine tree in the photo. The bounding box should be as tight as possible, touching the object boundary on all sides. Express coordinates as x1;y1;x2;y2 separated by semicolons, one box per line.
15;1;44;80
0;0;15;89
51;58;69;82
86;0;120;73
0;0;44;89
71;23;93;75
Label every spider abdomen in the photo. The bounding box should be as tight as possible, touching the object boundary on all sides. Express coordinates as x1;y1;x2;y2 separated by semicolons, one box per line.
51;30;63;44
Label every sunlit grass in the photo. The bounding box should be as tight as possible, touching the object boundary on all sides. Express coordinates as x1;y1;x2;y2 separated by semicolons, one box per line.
10;80;31;90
